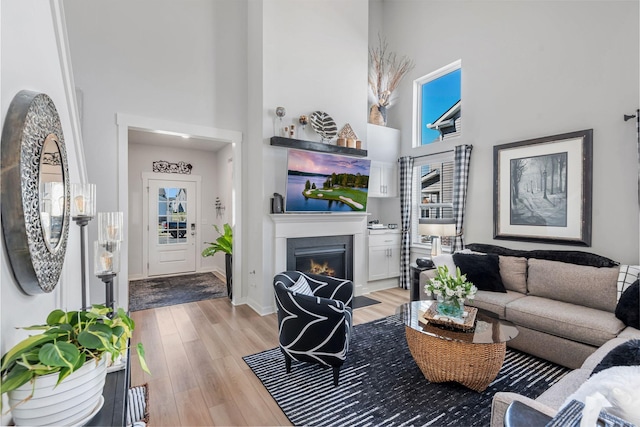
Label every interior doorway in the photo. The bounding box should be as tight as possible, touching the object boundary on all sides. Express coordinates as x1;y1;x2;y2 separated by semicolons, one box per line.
116;113;243;311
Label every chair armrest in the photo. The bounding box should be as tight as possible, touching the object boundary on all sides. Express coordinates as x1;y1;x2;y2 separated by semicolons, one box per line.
490;392;558;427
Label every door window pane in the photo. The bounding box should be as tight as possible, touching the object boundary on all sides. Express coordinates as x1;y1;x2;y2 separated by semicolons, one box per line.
157;187;188;244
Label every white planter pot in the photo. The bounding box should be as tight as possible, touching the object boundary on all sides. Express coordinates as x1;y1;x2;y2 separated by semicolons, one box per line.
8;357;107;426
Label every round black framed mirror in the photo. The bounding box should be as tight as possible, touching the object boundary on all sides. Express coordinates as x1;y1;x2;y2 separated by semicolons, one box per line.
1;90;70;294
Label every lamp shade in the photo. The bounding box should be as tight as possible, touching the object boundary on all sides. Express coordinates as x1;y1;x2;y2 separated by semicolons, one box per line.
418;220;457;237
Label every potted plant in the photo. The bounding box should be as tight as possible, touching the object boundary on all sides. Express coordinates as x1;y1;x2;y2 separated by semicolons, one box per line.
424;265;477;319
202;223;233;299
1;305;150;426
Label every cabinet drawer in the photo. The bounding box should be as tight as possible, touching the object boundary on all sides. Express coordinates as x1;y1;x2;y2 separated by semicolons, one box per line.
369;233;401;246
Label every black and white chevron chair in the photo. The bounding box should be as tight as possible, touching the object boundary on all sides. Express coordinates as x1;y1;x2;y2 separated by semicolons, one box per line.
273;271;354;386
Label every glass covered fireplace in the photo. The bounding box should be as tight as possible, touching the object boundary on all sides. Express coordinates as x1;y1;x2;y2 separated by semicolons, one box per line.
286;235;353;280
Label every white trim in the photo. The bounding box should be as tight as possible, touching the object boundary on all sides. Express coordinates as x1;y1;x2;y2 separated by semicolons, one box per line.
142;172;202;279
116;114;242;310
412;59;462;148
51;0;88;311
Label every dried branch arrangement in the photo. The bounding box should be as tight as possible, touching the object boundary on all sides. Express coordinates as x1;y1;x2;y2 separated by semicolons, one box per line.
368;36;415;126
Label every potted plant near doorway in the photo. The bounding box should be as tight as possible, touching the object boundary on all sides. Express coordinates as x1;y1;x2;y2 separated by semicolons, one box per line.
202;223;233;299
0;305;150;426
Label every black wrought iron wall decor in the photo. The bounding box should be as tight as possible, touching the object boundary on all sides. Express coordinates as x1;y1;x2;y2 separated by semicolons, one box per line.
152;160;192;174
215;197;226;218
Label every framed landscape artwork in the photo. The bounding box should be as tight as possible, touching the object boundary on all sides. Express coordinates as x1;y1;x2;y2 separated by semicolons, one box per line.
493;129;593;246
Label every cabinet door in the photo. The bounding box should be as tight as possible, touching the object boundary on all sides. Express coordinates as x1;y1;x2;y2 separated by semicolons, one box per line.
368;162;384;198
387;246;401;277
382;163;398;198
368;246;390;280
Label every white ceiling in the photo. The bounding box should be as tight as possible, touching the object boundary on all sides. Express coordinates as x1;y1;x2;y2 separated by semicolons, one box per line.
128;129;229;152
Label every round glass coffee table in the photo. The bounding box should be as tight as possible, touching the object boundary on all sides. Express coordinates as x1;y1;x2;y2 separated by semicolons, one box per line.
397;300;519;392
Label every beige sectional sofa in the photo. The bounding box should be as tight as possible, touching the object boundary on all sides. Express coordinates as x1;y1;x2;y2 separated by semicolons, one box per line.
489;335;640;426
418;246;640;369
419;244;640;426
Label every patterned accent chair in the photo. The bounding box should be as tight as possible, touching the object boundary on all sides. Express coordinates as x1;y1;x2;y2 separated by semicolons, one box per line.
273;271;354;386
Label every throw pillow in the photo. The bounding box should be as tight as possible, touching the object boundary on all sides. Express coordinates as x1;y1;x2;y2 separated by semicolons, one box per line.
617;265;640;302
452;253;507;293
561;365;640;425
289;274;314;296
431;254;457;274
592;339;640;376
615;281;640;328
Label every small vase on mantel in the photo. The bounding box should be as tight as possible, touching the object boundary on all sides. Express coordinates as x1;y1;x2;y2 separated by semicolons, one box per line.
436;294;465;319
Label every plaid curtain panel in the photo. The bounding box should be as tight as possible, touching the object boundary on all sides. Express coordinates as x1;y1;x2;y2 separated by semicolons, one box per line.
452;145;473;252
398;156;414;289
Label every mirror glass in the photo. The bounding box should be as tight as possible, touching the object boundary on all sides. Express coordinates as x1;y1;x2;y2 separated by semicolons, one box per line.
39;134;66;251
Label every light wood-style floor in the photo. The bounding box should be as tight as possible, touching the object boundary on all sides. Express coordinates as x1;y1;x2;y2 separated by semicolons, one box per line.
130;286;410;426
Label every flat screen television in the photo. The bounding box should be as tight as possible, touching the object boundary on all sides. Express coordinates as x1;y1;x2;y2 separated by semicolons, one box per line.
285;149;371;213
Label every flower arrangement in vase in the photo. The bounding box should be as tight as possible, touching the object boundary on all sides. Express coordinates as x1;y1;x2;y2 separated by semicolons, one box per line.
424;265;477;319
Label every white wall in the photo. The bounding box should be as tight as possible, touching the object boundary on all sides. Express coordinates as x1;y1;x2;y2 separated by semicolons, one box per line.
384;0;640;264
127;143;232;279
1;0;85;421
242;0;370;313
63;0;247;304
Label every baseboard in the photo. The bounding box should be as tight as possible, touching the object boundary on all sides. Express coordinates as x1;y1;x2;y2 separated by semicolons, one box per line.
245;297;275;316
128;274;144;281
362;277;399;294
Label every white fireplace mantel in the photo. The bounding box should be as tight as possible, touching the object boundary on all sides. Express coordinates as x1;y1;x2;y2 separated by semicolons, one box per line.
271;213;368;295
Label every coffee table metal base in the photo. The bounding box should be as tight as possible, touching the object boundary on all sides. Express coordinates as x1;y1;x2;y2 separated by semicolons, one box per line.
405;325;506;392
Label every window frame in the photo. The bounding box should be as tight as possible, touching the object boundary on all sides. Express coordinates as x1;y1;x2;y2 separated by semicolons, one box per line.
412;59;462;147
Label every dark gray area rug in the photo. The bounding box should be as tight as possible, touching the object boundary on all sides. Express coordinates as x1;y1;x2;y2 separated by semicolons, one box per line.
353;295;381;309
243;315;570;427
129;272;226;311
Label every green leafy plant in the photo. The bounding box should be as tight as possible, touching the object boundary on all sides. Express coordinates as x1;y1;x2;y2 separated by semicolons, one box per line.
201;223;232;257
424;265;477;304
1;305;150;409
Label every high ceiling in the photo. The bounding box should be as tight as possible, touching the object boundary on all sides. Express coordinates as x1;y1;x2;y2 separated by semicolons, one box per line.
128;129;229;152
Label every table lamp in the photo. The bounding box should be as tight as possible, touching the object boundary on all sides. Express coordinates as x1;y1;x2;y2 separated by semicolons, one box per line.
418;219;457;257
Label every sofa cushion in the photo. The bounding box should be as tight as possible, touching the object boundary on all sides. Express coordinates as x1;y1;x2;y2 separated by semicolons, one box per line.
453;252;507;293
467;290;525;319
591;339;640;376
499;256;527;294
506;296;625;347
615;280;639;328
536;368;591;410
527;258;618;312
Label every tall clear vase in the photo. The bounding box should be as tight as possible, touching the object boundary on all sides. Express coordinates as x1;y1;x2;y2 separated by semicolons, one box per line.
436;294;465;319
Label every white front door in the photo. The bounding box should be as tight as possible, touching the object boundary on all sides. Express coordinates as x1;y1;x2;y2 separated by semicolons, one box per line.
148;179;197;276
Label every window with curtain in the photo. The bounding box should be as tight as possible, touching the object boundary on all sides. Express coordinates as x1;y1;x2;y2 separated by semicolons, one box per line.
411;152;455;250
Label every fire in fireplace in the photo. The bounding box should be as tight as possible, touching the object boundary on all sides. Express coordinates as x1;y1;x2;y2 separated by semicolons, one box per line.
286;235;353;280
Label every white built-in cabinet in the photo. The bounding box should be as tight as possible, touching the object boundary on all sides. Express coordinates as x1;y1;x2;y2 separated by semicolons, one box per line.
368;161;398;198
368;229;401;281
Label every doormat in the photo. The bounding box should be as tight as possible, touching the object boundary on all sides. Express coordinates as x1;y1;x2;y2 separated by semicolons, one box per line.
129;272;226;311
243;315;570;427
352;295;381;309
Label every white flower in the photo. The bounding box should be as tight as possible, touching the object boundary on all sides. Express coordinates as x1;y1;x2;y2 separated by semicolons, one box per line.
445;288;455;297
433;289;442;296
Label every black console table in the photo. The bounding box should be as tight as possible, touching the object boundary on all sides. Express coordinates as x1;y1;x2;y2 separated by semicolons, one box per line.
87;357;130;426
